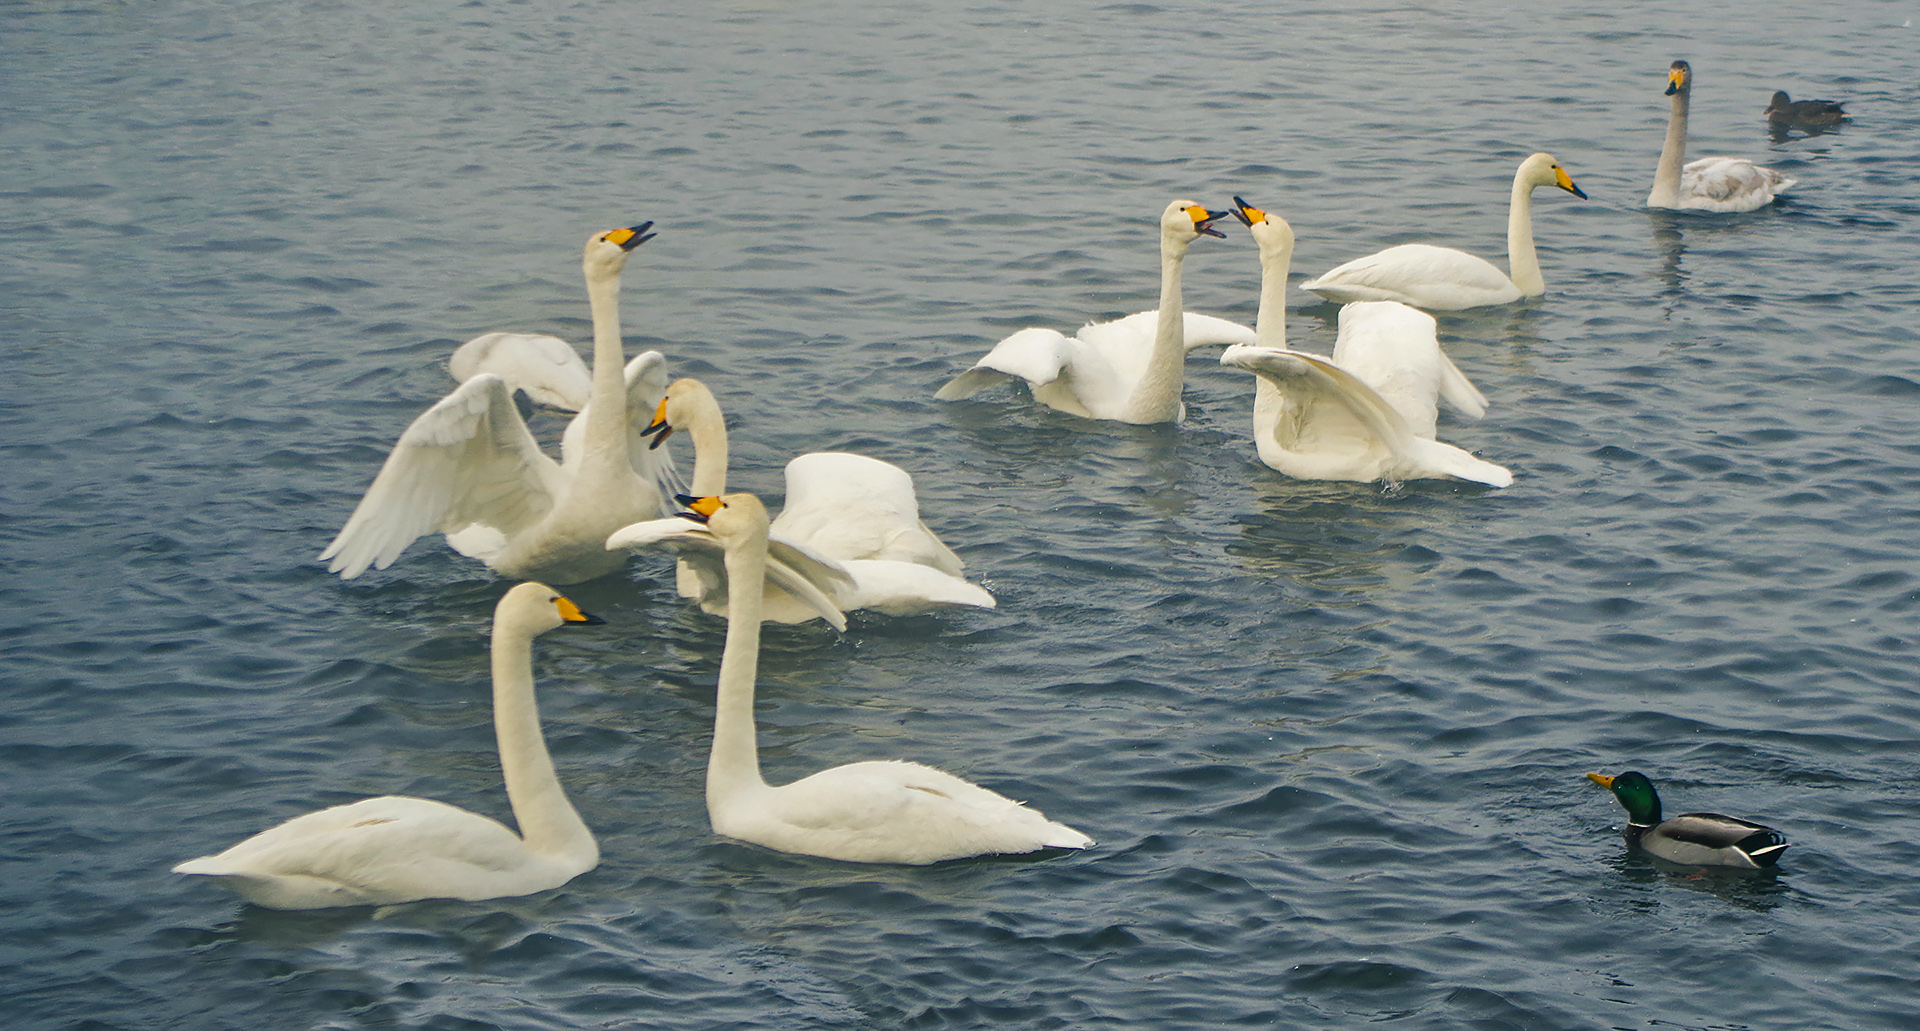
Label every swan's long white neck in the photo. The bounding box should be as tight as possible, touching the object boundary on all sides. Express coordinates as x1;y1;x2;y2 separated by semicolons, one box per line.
492;613;596;864
1650;88;1689;208
709;517;770;807
1505;167;1546;296
1128;231;1192;423
579;257;629;467
678;384;730;497
1251;227;1293;428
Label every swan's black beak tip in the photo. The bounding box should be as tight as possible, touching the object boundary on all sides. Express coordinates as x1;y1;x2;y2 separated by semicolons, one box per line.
1569;184;1589;200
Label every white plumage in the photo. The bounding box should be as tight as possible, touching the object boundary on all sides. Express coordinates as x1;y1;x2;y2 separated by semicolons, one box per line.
1301;153;1587;311
320;225;679;584
173;583;603;909
935;199;1254;423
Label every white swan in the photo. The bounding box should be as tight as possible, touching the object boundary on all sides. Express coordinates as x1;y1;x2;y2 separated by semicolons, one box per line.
1649;60;1797;213
607;379;994;624
173;583;603;909
1222;219;1511;486
674;492;1091;864
934;199;1255;424
1301;153;1588;310
321;225;679;584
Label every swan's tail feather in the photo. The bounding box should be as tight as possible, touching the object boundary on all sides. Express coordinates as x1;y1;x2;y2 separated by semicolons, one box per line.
935;368;1011;401
1407;438;1513;487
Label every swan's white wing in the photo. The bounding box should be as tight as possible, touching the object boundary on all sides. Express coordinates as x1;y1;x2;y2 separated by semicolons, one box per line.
1225;345;1417;454
935;327;1075;398
838;560;996;615
558;350;680;509
1181;312;1259;351
605;518;852;630
1435;351;1489;421
321;374;563;578
1302;244;1521;309
448;332;593;411
1679;157;1795;213
772;453;965;574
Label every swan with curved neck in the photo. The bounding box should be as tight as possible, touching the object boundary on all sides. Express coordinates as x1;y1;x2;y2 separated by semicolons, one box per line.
1649;60;1796;212
173;583;604;909
680;492;1089;864
1301;153;1587;311
608;378;994;621
321;225;678;584
1223;201;1509;486
934;199;1254;424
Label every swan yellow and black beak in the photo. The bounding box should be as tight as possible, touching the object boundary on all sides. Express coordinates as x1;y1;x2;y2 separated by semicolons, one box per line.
674;494;726;524
1187;204;1229;238
554;594;607;626
642;397;674;449
1553;164;1588;200
1665;60;1689;96
1230;196;1267;228
602;221;657;251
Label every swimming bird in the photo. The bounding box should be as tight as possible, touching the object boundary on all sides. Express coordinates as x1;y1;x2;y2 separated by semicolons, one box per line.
1220;303;1510;486
607;378;994;623
1765;90;1847;127
173;583;605;909
1300;153;1587;311
321;225;680;584
1587;770;1789;869
1649;60;1797;212
668;492;1090;864
934;199;1255;424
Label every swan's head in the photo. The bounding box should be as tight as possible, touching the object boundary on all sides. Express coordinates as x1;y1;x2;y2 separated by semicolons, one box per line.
676;492;771;548
1162;199;1228;243
1519;152;1587;200
583;222;655;278
497;581;607;636
1229;196;1294;257
643;377;714;450
1665;60;1691;97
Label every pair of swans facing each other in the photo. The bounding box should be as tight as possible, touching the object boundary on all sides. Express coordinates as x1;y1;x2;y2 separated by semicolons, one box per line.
1651;59;1797;214
320;225;682;586
1221;198;1512;488
606;378;996;629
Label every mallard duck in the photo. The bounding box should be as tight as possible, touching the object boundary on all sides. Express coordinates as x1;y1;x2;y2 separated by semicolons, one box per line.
1765;91;1847;127
1587;771;1788;869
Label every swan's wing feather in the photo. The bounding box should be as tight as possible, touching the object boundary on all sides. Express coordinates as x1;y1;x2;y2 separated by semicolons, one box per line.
606;517;711;552
1179;312;1259;351
838;559;996;614
937;327;1075;397
1224;346;1418;452
448;333;593;411
1303;245;1518;308
1435;351;1489;420
556;351;678;510
606;520;851;630
321;375;562;578
1679;158;1796;211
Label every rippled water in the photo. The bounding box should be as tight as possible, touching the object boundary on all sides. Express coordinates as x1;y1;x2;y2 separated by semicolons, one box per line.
6;1;1920;1028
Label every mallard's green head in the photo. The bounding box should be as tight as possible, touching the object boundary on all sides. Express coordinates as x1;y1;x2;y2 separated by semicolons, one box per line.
1588;770;1663;825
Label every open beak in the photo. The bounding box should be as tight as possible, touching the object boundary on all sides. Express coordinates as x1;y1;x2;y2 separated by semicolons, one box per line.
1231;196;1266;228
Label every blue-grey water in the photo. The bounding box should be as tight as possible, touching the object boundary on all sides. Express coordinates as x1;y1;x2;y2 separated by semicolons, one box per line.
6;1;1920;1028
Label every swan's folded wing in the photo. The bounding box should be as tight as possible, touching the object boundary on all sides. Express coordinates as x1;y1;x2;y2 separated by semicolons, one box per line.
448;332;593;411
321;375;562;578
935;327;1075;399
1682;158;1796;206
